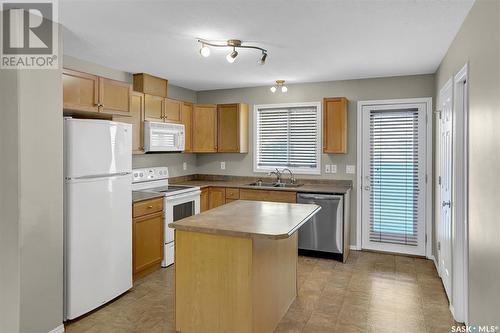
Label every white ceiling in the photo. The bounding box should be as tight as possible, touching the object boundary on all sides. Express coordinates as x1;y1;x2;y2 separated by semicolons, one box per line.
60;0;474;91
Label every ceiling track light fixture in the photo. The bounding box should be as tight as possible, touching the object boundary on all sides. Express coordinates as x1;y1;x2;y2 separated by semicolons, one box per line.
270;80;287;93
197;39;268;64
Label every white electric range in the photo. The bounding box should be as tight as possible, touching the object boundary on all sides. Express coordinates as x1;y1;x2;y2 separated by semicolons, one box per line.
132;167;200;267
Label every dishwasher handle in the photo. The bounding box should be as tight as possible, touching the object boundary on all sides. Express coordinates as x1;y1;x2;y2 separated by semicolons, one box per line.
297;193;343;201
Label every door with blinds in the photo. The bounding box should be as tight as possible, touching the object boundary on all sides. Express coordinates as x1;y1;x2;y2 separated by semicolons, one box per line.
361;102;427;255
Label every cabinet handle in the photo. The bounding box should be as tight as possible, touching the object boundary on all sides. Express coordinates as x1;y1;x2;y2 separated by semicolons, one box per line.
148;205;153;208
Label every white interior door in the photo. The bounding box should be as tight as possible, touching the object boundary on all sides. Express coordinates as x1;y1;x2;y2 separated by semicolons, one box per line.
439;80;453;298
361;102;427;256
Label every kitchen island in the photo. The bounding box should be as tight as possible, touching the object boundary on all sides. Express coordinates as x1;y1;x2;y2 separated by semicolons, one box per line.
169;200;321;333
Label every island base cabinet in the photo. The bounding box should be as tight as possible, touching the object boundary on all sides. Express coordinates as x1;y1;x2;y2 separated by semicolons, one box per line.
175;230;297;333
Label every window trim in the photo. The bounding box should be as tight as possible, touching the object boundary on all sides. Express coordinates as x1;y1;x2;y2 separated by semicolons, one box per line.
253;102;322;175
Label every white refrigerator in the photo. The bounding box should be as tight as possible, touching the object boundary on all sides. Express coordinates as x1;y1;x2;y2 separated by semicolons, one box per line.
64;118;133;320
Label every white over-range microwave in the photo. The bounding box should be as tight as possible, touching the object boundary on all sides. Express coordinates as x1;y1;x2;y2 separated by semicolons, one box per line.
144;121;185;152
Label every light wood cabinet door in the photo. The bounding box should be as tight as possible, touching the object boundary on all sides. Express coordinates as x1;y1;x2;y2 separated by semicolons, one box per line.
99;77;132;116
193;104;217;152
133;73;168;98
113;91;144;154
63;69;99;112
133;211;164;277
181;102;193;152
200;188;209;212
208;187;226;209
164;98;182;123
217;103;248;153
144;94;164;122
323;97;348;154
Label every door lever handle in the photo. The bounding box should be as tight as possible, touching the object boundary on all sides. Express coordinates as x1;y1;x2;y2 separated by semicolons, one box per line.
442;201;451;208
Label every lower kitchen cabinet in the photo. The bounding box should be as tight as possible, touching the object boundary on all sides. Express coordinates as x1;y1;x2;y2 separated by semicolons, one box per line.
208;187;226;209
200;188;209;212
239;189;297;203
132;198;164;280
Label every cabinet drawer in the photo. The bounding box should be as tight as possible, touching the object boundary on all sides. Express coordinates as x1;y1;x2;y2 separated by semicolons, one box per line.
133;198;163;217
225;188;240;199
239;189;296;203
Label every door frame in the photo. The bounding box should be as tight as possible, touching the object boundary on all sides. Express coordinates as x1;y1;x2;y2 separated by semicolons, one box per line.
451;63;469;324
356;98;433;258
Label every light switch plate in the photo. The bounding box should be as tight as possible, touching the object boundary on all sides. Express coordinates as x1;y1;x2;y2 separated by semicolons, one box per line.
346;165;356;174
325;164;331;173
331;164;337;173
183;162;187;171
220;161;226;170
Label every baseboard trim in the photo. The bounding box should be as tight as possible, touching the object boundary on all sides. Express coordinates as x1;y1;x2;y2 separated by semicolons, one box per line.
48;324;64;333
350;245;361;251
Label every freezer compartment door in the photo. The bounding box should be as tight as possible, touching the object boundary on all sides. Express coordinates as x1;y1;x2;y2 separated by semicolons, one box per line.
65;174;132;320
65;118;132;178
297;194;343;254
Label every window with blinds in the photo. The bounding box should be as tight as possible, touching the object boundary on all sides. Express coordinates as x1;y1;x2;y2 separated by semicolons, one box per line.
369;109;420;246
255;103;321;174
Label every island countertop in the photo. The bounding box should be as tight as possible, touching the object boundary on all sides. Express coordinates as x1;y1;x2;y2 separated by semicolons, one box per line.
168;200;321;240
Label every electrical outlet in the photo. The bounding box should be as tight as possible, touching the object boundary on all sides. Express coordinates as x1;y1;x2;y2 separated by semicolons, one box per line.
331;164;337;173
346;165;356;174
325;164;331;173
183;162;187;171
220;161;226;170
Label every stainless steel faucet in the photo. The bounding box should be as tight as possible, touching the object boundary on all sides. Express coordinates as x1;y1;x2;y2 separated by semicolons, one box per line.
268;168;282;184
281;168;296;184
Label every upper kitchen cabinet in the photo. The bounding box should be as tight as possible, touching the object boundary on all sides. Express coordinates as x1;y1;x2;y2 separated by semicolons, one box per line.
63;69;132;116
181;102;193;152
144;94;164;122
63;69;99;113
323;97;348;154
99;77;132;116
192;104;218;152
217;103;249;153
163;98;182;123
113;91;144;154
133;73;167;98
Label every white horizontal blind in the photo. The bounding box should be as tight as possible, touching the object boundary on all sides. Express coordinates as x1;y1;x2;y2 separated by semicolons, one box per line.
256;105;319;172
369;109;420;246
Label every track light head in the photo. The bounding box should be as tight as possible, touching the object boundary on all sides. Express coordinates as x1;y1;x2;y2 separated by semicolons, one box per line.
226;48;238;63
270;86;277;93
199;43;210;57
259;52;267;65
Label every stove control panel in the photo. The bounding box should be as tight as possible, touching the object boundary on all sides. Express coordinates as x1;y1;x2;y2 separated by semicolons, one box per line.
132;167;169;183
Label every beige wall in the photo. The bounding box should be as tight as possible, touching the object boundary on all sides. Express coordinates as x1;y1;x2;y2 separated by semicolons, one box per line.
435;0;500;325
0;30;64;333
63;55;199;177
197;74;435;246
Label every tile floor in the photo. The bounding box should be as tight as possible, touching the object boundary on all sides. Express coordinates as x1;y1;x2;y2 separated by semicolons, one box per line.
66;251;458;333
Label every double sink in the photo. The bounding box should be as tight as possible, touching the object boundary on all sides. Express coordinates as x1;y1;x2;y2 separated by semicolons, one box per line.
247;181;303;188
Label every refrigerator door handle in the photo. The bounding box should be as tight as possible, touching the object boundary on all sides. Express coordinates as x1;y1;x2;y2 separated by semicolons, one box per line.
66;172;131;181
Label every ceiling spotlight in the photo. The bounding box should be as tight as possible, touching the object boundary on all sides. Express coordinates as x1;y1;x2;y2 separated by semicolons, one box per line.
226;48;238;63
259;52;267;65
199;43;210;57
197;38;268;65
271;80;287;93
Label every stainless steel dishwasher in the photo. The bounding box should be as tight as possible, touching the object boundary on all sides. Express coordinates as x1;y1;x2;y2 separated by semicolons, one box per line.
297;193;344;256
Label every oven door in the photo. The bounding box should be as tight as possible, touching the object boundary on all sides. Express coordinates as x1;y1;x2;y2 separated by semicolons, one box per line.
164;191;201;244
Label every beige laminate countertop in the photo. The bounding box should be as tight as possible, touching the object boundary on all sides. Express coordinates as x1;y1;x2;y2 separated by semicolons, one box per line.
171;180;352;194
132;191;164;203
169;200;321;240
